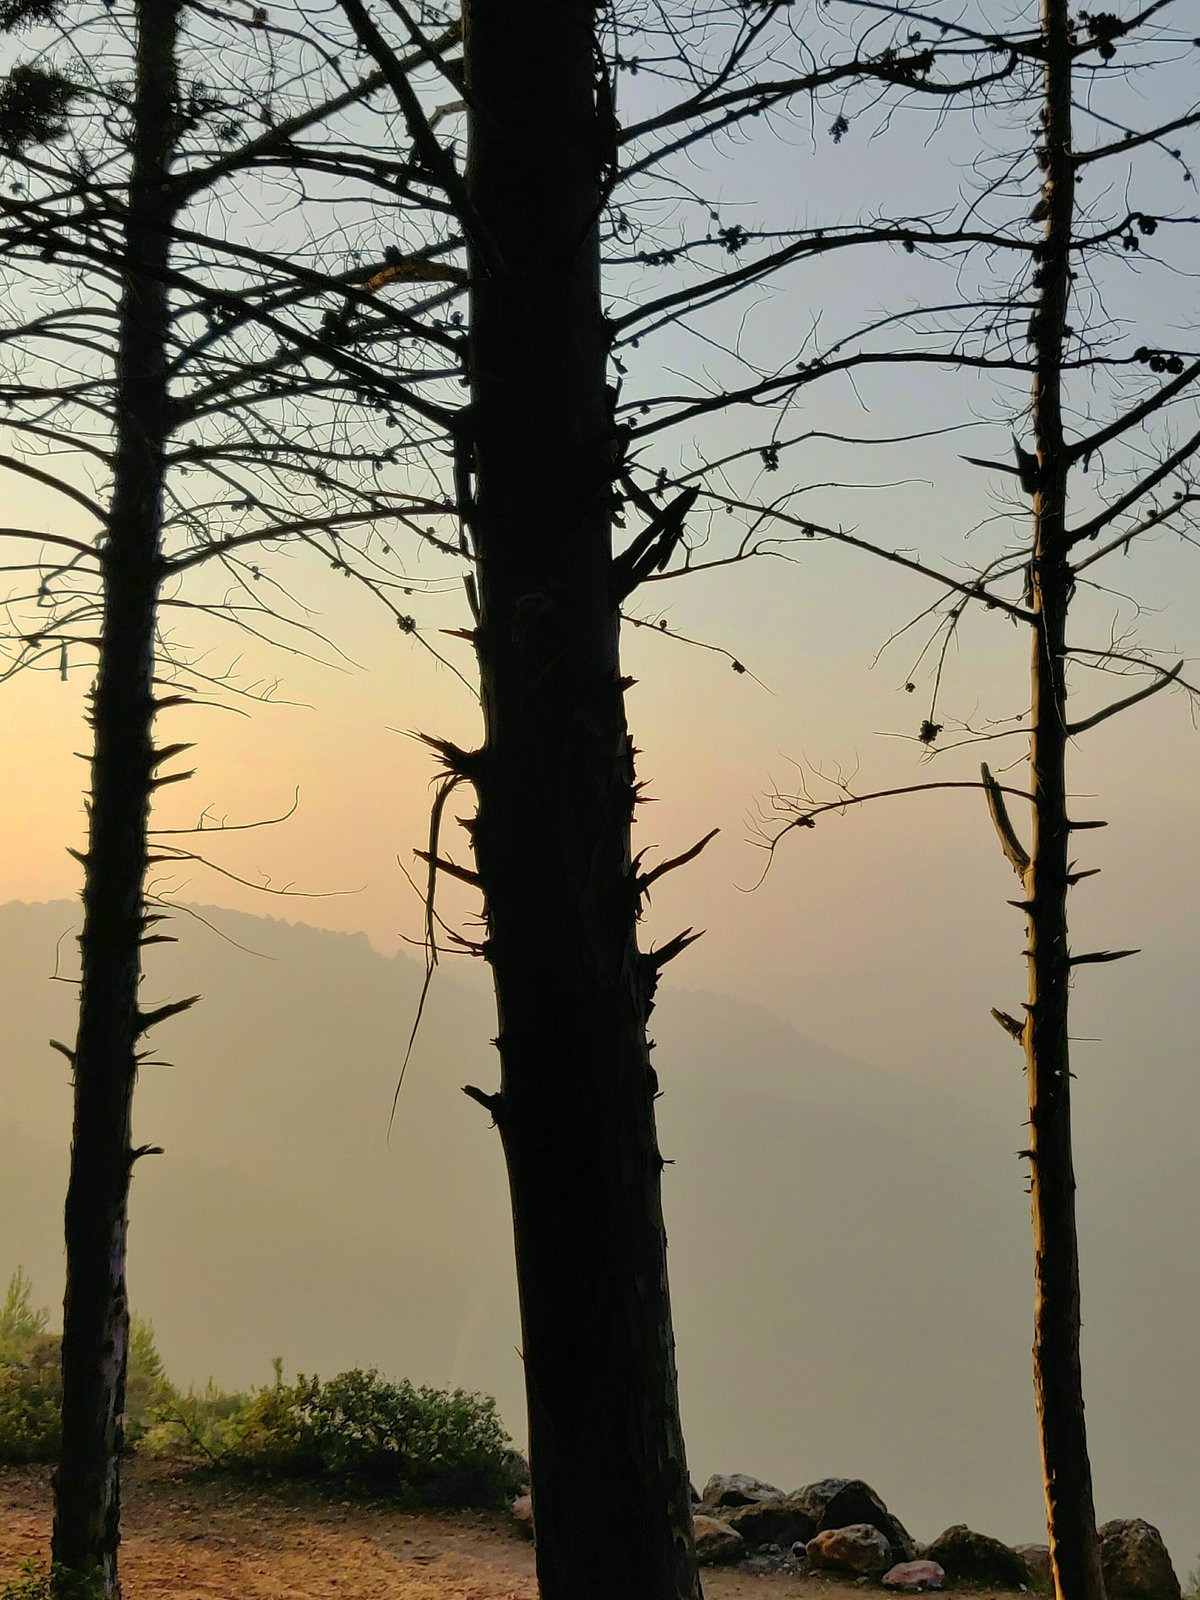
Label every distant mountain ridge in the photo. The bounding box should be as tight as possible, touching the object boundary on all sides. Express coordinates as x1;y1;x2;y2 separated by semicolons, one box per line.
1;899;1194;1569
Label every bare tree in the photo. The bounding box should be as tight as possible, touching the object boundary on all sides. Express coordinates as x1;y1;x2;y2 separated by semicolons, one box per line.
748;8;1200;1599
50;3;187;1585
329;4;1029;1596
0;4;463;1588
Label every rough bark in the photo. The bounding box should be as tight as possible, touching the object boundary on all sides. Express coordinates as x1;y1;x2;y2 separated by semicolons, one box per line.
1022;6;1105;1599
51;4;180;1593
459;2;700;1596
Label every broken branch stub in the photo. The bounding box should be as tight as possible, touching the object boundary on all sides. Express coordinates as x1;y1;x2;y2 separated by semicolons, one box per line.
981;762;1030;880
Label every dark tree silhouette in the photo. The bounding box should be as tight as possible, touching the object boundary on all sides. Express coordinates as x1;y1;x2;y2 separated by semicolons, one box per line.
0;5;461;1589
50;2;186;1584
331;4;1022;1596
447;2;697;1591
751;8;1200;1598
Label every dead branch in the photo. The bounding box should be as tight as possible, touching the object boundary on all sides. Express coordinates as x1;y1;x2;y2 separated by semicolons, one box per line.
1066;660;1184;736
980;762;1031;878
991;1007;1026;1042
637;827;720;896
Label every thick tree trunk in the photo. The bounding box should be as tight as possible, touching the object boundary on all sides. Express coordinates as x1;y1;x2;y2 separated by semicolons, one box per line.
1023;6;1105;1599
459;3;700;1597
51;5;179;1594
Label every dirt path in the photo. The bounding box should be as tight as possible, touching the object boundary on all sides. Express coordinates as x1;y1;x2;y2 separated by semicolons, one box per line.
0;1465;1019;1600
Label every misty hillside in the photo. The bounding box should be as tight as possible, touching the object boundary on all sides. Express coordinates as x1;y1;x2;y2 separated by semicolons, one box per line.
1;899;1195;1569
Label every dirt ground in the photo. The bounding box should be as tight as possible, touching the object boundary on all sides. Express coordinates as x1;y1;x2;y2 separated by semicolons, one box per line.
0;1463;1024;1600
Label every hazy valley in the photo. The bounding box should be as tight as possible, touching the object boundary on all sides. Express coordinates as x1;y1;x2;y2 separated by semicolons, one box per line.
1;898;1195;1569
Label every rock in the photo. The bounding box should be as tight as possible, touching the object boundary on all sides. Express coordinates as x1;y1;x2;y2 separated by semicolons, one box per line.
1014;1544;1053;1589
693;1514;746;1566
1100;1519;1182;1600
745;1555;779;1576
794;1478;916;1564
807;1524;894;1576
701;1473;785;1509
884;1560;946;1591
728;1493;818;1550
921;1526;1032;1588
510;1493;534;1540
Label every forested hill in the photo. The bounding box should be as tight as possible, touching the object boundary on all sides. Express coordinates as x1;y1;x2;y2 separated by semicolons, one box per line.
1;899;1194;1569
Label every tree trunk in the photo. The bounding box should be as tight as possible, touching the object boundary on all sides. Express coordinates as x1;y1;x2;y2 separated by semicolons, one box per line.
459;3;700;1596
51;4;180;1594
1024;6;1105;1598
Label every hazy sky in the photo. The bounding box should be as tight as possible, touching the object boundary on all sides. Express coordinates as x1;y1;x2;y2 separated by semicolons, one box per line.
3;3;1196;1091
5;532;1199;1089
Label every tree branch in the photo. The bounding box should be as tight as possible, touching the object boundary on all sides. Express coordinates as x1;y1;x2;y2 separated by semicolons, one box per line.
1067;424;1200;546
980;762;1031;878
1066;660;1184;736
704;492;1034;623
1067;360;1200;465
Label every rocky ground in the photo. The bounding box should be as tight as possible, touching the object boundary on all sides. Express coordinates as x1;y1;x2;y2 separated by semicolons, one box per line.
0;1463;1037;1600
682;1473;1182;1600
0;1464;1183;1600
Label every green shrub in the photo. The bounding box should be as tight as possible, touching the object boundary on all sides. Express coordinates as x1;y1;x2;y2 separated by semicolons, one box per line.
0;1269;48;1362
0;1272;170;1460
0;1561;105;1600
229;1366;525;1507
139;1377;252;1462
0;1270;61;1462
0;1561;48;1600
123;1314;173;1445
0;1331;61;1464
0;1271;522;1511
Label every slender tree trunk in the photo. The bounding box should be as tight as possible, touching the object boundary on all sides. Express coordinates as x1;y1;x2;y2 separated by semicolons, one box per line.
52;5;180;1593
458;3;700;1596
1024;6;1105;1598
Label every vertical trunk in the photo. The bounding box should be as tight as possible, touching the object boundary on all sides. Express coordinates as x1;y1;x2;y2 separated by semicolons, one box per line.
460;3;700;1597
1024;6;1105;1599
51;5;179;1594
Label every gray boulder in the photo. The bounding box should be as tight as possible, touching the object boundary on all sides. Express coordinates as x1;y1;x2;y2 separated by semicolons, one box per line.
1014;1543;1053;1589
807;1524;894;1576
701;1473;785;1509
794;1478;916;1564
693;1514;746;1566
1099;1519;1182;1600
728;1493;818;1550
921;1525;1032;1588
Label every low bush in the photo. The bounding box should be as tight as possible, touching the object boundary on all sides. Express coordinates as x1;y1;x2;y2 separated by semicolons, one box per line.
228;1364;525;1508
0;1561;105;1600
0;1271;169;1463
0;1562;48;1600
0;1270;48;1362
0;1334;61;1464
139;1377;253;1462
0;1271;523;1512
145;1364;526;1508
123;1313;173;1446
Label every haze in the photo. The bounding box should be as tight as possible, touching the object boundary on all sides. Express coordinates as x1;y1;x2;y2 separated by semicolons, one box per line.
1;898;1197;1570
